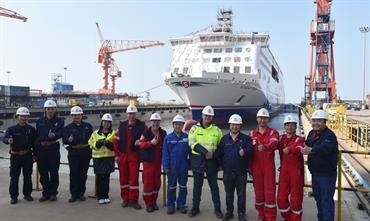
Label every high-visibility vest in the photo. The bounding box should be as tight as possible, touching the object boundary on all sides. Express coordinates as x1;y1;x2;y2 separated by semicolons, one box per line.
188;123;222;155
89;129;115;158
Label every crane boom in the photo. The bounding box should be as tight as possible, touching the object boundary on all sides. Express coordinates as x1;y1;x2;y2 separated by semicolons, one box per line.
0;7;27;22
96;23;164;95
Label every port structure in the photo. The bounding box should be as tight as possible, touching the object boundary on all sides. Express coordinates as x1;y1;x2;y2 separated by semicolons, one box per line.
0;6;27;22
306;0;337;106
95;22;164;95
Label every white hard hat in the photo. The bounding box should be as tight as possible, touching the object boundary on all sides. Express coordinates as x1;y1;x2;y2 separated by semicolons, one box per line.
70;106;83;115
284;115;297;124
202;105;214;116
150;113;161;121
312;110;327;120
256;108;270;117
44;99;57;108
16;107;30;116
126;104;138;113
101;113;113;122
172;114;185;123
228;114;243;124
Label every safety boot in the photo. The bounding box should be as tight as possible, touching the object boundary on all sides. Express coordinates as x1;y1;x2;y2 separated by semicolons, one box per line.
129;201;142;210
23;195;34;201
10;198;18;204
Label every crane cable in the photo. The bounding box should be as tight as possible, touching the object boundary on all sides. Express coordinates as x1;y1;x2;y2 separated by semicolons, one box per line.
136;83;165;95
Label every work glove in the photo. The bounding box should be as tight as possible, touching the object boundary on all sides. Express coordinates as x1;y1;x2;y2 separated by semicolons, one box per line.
96;139;105;148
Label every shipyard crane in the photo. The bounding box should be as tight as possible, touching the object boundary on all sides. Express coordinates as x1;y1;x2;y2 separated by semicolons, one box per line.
0;6;27;22
96;22;164;95
306;0;337;106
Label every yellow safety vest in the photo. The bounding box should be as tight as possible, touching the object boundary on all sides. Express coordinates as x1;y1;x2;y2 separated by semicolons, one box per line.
89;130;115;158
188;123;222;155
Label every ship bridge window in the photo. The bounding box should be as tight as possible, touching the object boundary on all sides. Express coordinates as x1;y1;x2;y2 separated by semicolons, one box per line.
245;66;251;73
271;65;279;82
213;48;222;53
204;49;212;53
212;57;221;63
174;67;179;74
183;67;189;74
223;66;230;73
235;47;242;53
233;66;240;74
234;57;241;62
225;48;233;53
224;57;231;62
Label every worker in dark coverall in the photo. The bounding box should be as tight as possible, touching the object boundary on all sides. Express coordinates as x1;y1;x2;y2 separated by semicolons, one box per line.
3;107;36;204
35;99;64;202
301;110;338;221
62;106;93;202
216;114;253;221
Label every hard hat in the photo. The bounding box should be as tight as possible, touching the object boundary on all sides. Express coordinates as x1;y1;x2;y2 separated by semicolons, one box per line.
202;105;214;116
284;115;297;124
228;114;243;124
44;99;57;108
256;108;270;117
16;107;30;116
150;113;161;121
172;114;185;123
101;113;113;122
126;104;138;113
311;110;327;120
70;106;83;115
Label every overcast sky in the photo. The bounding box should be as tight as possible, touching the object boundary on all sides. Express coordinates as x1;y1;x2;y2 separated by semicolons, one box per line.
0;0;369;103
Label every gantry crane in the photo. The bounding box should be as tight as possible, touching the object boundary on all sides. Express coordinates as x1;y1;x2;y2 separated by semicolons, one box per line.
0;6;27;22
96;22;164;95
306;0;337;106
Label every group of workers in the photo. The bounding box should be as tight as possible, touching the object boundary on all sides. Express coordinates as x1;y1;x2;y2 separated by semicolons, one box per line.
2;101;338;221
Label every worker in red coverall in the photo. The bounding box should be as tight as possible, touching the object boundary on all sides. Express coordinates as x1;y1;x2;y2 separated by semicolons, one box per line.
277;115;305;221
113;104;146;210
250;108;279;221
139;113;167;213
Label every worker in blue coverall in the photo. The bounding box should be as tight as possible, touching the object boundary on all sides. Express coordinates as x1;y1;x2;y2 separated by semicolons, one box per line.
62;106;93;203
301;110;338;221
162;114;189;215
215;114;253;221
35;99;64;202
3;107;36;204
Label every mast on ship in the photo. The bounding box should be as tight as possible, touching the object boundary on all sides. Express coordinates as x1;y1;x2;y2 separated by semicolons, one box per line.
212;8;233;33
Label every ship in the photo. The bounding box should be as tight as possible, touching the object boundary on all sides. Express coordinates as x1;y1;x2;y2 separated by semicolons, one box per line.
164;9;285;122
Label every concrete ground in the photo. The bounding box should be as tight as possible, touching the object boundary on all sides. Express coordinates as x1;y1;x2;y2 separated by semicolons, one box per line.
0;164;365;221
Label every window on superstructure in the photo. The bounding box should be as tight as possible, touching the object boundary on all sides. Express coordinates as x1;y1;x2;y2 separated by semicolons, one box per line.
223;66;230;73
246;48;251;52
224;57;231;62
212;58;221;63
204;49;212;53
235;48;242;53
245;57;251;62
245;66;251;73
234;57;241;62
183;67;189;74
225;48;233;53
213;48;222;53
174;68;179;74
233;66;240;74
192;58;199;63
271;65;279;82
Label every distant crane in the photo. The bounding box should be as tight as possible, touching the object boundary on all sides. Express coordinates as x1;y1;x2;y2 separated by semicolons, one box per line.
96;22;164;95
306;0;337;106
0;6;27;22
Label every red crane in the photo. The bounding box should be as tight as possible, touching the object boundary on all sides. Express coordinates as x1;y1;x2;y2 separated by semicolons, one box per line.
0;6;27;22
307;0;337;105
96;22;164;95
